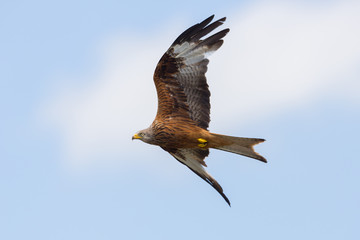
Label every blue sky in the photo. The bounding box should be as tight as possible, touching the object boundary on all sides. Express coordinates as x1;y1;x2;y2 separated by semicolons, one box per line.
1;0;360;239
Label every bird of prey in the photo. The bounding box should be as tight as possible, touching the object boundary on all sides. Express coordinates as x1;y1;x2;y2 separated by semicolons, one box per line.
132;15;266;206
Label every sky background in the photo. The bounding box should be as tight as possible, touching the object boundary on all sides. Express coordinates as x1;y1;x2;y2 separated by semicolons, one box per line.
1;0;360;239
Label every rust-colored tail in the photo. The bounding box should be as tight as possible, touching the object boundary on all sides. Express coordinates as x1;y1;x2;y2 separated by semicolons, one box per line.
210;133;266;162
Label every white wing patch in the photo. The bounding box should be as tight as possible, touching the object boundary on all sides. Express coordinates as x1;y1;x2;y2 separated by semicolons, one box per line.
173;42;193;55
173;43;218;66
170;149;207;172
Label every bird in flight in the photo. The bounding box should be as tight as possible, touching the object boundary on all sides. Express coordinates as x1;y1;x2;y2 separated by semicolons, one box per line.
132;15;266;206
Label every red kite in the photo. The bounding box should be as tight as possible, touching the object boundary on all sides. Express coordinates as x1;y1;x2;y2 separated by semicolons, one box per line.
133;15;266;206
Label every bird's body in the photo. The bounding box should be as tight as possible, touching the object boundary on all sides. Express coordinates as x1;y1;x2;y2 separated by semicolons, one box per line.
133;15;266;206
150;119;208;148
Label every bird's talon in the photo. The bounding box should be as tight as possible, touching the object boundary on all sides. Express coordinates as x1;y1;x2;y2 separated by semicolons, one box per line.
197;138;208;147
197;138;207;143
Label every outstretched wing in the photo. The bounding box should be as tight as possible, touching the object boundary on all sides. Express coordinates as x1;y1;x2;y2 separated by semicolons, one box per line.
154;15;229;130
165;148;231;206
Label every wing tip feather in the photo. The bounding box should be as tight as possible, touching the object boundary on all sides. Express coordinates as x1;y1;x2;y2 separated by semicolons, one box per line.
172;15;228;46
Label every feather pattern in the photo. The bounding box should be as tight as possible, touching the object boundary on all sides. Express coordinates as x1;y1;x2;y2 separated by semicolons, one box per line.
153;15;229;129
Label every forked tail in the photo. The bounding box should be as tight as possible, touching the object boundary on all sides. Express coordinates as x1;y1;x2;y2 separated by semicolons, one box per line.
211;133;267;162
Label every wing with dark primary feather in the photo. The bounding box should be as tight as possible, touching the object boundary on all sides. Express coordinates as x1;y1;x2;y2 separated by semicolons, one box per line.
153;15;229;130
165;147;231;206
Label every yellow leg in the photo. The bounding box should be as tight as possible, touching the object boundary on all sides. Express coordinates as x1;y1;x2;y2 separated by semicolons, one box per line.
197;138;208;148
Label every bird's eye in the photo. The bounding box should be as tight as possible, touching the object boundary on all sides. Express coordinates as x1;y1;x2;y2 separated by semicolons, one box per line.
139;132;145;137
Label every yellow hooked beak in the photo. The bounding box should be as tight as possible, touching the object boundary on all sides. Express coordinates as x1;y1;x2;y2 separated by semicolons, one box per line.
132;133;142;140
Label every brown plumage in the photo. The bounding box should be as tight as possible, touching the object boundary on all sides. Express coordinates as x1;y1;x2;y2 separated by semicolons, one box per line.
132;15;266;206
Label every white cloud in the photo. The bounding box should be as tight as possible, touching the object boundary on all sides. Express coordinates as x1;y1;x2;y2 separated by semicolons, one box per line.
209;1;360;125
42;1;360;170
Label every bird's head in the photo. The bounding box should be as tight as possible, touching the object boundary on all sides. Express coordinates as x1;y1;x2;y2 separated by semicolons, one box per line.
132;128;155;144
